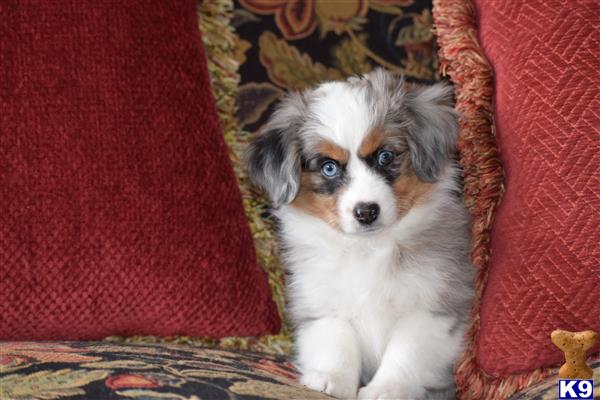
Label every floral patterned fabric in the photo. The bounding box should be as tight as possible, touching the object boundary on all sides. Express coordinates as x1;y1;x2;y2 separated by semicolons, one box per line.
0;342;331;400
2;341;595;399
232;0;439;133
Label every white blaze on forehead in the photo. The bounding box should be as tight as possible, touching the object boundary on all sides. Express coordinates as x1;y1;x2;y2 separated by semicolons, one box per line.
308;82;374;153
302;80;399;234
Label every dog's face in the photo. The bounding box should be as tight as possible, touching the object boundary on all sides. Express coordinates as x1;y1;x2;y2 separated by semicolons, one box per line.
246;69;458;234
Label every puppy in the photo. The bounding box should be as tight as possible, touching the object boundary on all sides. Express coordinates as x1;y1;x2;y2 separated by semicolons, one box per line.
246;69;474;400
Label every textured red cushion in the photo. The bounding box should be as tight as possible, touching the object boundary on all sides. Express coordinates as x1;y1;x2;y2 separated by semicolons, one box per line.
475;0;600;376
0;0;280;340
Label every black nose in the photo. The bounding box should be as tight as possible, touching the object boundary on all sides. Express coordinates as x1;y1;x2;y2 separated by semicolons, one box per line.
353;202;380;225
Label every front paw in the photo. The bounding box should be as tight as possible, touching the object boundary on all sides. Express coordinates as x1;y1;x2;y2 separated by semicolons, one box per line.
357;382;422;400
300;369;358;399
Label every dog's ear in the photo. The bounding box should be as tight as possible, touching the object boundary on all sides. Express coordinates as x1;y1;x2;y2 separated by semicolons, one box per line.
245;92;306;207
404;82;459;182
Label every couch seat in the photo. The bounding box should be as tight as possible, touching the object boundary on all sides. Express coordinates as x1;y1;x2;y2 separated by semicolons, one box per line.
0;341;331;400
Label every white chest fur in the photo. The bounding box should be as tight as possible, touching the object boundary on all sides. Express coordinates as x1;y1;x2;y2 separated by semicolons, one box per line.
280;207;449;381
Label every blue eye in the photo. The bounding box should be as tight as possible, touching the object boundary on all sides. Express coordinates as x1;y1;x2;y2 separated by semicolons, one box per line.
377;150;394;166
321;160;340;178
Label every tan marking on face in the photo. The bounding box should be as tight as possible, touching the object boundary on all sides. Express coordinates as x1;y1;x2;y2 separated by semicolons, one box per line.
393;161;434;217
290;172;343;228
358;127;385;158
315;140;349;164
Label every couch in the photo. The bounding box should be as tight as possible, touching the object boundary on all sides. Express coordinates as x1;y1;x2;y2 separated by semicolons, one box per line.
1;0;598;399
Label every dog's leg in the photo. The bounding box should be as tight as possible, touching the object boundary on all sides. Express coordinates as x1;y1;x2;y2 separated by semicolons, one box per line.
357;311;461;400
297;317;360;399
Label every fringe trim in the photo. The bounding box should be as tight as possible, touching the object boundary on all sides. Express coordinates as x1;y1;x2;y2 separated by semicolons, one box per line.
105;0;291;356
197;0;288;335
432;0;555;398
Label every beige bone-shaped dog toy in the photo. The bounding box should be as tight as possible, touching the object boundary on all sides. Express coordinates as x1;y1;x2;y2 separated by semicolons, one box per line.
551;329;598;379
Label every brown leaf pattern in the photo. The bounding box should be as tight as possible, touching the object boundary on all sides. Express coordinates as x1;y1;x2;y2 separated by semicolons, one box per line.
0;341;333;399
234;0;440;132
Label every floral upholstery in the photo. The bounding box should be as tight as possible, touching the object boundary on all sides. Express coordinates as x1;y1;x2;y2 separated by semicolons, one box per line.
0;342;331;399
2;341;597;399
233;0;440;136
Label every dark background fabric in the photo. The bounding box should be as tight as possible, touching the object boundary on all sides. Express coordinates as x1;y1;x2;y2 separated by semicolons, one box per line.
475;0;600;376
233;0;439;134
0;0;280;340
0;341;332;400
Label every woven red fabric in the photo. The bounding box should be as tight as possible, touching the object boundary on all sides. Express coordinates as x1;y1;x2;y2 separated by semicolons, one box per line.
475;0;600;376
0;0;280;340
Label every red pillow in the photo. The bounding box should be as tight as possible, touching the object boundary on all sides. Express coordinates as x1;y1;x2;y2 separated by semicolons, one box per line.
0;0;280;340
475;0;600;376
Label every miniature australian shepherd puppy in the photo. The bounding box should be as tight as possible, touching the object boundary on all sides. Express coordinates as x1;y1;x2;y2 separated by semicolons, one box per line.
246;68;474;400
